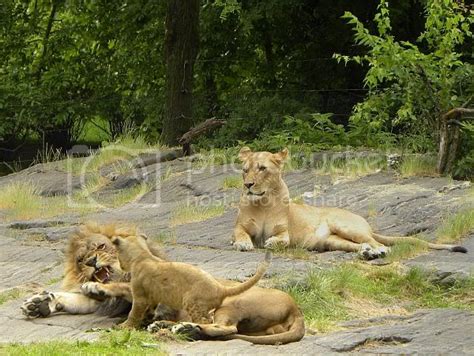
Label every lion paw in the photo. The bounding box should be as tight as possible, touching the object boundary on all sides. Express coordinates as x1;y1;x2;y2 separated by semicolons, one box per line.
81;282;107;300
147;320;177;333
264;236;289;249
359;243;388;260
375;245;390;257
171;322;202;340
233;240;255;251
21;291;63;318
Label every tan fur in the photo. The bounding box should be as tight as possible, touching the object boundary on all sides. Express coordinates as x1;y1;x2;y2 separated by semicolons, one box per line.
190;280;305;345
109;232;271;328
22;222;165;319
232;147;467;256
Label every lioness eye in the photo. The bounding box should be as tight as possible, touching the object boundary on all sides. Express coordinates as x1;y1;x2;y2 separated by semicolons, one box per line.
243;168;249;173
97;244;106;250
259;166;266;171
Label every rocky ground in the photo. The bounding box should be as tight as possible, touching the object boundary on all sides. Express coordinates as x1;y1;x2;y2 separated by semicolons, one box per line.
0;150;472;354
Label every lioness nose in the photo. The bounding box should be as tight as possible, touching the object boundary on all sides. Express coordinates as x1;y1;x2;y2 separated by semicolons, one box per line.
244;182;255;189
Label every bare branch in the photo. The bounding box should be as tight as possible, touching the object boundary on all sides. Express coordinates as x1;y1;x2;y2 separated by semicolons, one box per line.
178;118;226;145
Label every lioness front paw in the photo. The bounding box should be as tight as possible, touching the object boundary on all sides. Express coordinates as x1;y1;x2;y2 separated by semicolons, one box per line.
171;322;202;340
359;243;387;260
233;240;255;251
264;236;290;249
375;245;390;258
81;282;106;300
21;291;63;318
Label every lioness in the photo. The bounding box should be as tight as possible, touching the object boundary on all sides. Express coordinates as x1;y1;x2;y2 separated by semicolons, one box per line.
232;147;468;259
108;231;271;328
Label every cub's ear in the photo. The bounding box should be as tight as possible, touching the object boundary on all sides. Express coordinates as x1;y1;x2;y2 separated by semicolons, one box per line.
139;233;148;240
110;236;121;246
273;148;289;165
238;147;252;162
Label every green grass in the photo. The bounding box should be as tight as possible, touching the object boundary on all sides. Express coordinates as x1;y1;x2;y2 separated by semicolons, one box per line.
0;289;23;306
0;181;41;217
436;208;474;243
192;148;239;169
153;231;177;244
385;239;429;263
170;203;225;227
281;263;474;333
105;182;153;208
314;156;386;178
222;176;242;190
399;155;438;177
0;329;167;356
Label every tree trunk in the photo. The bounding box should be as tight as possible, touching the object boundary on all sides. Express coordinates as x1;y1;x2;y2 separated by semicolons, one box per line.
437;107;474;174
161;0;200;150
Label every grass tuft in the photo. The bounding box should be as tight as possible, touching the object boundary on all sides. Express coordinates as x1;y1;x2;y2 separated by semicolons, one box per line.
0;182;41;218
385;239;429;263
222;176;242;190
436;208;474;243
399;155;438;177
314;156;386;178
0;289;23;306
170;203;225;227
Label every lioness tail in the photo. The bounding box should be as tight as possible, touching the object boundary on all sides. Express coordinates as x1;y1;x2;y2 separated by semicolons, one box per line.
372;233;467;253
223;250;271;297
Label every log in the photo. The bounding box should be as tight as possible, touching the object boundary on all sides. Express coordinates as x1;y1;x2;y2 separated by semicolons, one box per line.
178;118;226;154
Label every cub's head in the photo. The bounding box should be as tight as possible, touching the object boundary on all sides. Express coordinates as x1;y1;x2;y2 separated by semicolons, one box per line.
238;147;289;201
109;231;152;272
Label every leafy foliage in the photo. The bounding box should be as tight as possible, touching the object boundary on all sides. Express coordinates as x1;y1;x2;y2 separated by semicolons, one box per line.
335;0;474;157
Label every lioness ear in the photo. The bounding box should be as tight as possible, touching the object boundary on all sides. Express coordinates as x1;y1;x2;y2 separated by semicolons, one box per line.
273;148;289;165
238;147;252;162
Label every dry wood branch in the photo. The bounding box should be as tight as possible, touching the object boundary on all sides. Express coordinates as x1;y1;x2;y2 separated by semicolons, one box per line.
178;118;226;145
441;108;474;121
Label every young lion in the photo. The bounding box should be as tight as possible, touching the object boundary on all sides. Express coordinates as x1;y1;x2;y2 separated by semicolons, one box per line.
109;232;271;329
232;147;467;259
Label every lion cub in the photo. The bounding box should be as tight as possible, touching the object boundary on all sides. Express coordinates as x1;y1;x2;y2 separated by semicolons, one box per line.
109;232;271;329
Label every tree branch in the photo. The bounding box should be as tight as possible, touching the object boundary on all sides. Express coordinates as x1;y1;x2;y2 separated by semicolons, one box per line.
178;118;226;145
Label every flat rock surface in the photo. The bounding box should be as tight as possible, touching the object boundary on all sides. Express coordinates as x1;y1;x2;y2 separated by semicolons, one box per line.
0;155;472;353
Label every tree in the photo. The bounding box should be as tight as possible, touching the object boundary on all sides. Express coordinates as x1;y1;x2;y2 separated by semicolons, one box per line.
335;0;474;174
161;0;200;152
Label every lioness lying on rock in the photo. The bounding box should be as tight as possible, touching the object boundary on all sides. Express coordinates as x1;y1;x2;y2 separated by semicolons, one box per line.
107;230;271;329
233;147;467;259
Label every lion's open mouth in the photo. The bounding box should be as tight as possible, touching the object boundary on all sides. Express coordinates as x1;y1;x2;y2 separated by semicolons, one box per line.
93;266;112;283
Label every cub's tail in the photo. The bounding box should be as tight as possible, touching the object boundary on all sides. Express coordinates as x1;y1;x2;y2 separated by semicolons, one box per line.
222;250;271;297
372;233;467;253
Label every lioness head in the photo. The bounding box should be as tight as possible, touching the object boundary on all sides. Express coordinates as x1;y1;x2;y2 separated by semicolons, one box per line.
238;147;289;201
